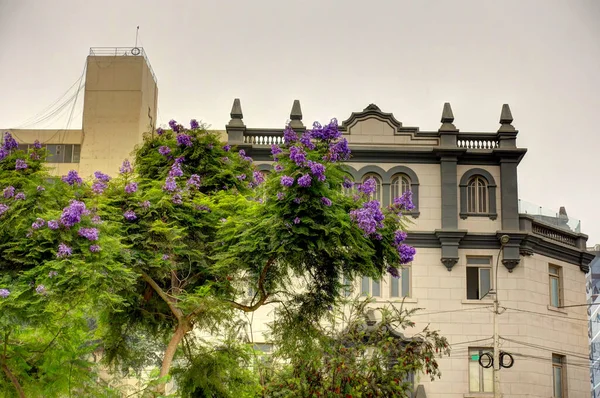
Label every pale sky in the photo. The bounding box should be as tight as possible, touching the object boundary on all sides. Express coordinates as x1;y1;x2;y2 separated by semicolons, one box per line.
1;0;599;244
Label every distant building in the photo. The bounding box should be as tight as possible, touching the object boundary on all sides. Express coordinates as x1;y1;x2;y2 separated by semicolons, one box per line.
587;245;600;396
3;47;596;397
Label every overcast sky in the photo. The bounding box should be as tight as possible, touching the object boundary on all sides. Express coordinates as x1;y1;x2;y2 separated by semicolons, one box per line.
1;0;599;244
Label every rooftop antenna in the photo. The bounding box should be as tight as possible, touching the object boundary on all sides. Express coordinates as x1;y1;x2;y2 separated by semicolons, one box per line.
135;26;139;48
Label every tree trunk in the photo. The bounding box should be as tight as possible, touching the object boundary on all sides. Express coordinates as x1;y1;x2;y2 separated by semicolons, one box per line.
156;322;191;394
2;364;26;398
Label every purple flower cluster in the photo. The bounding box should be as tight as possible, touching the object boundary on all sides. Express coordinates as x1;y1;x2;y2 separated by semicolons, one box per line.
3;132;18;151
274;164;284;172
125;182;138;194
297;174;312;187
175;156;185;164
163;177;177;192
60;200;87;228
172;193;183;204
57;243;72;258
293;217;301;224
349;200;385;236
37;185;45;191
156;127;164;136
0;204;8;216
15;192;25;200
327;138;351;162
0;288;9;298
124;210;137;220
276;192;285;200
92;181;107;194
394;230;408;245
398;244;416;264
321;197;332;206
3;186;14;198
293;197;302;204
300;132;316;150
283;125;298;144
271;145;282;157
35;285;46;295
177;133;193;147
159;146;171;156
33;140;42;149
78;227;99;241
195;205;210;212
91;215;102;224
253;171;265;185
168;162;183;178
29;152;40;160
89;244;101;253
223;145;231;152
280;176;294;187
307;160;326;182
48;220;59;230
358;178;377;196
120;160;133;174
393;190;415;211
140;200;151;209
190;119;200;129
236;174;246;181
32;218;45;229
169;119;183;133
221;156;230;163
186;174;201;189
289;146;307;166
62;170;83;186
15;159;27;170
238;149;252;162
48;270;58;278
162;254;170;260
387;266;400;278
94;171;111;182
309;119;341;141
342;177;354;189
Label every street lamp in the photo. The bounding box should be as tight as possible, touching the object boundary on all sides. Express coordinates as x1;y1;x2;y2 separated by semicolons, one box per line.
493;234;510;398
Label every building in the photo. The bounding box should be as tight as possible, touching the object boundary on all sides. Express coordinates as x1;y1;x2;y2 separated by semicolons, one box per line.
587;245;600;396
3;47;596;397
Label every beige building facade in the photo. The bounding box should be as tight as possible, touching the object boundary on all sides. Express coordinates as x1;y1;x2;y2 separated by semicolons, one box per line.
2;47;595;397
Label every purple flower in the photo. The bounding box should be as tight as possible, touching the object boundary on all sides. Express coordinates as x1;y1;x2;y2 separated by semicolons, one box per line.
342;177;354;189
276;192;285;200
159;146;171;156
89;244;101;253
78;227;99;241
238;149;252;162
297;174;312;187
15;159;28;170
94;171;111;182
32;218;45;229
169;119;182;133
274;163;284;172
120;160;133;174
190;119;200;129
398;244;416;264
280;176;294;187
61;170;83;186
253;171;265;185
289;146;307;166
125;182;138;194
328;138;351;162
156;127;164;136
92;181;107;194
283;125;298;145
91;215;102;224
60;200;86;227
387;267;400;278
223;145;231;152
221;157;230;163
35;284;46;295
175;156;185;164
349;200;385;236
172;193;183;204
359;178;377;196
300;132;315;150
48;220;59;230
162;254;170;260
0;204;9;216
293;197;302;204
394;230;408;245
195;205;210;212
14;192;25;200
236;174;246;181
57;243;72;258
48;271;58;278
393;190;415;211
3;186;15;198
163;177;177;192
0;289;9;298
140;200;151;209
321;197;332;206
33;140;42;149
36;185;45;191
310;118;341;141
271;145;283;156
124;210;137;221
177;133;193;147
307;161;326;182
29;152;40;160
293;217;301;224
2;132;18;151
186;174;202;189
0;148;7;161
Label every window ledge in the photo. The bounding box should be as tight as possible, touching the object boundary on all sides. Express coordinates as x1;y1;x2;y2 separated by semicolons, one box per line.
462;299;494;305
460;212;498;221
547;305;568;315
373;298;418;304
464;394;493;398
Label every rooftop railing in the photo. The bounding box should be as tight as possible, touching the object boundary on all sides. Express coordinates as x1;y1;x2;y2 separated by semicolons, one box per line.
89;47;157;84
518;199;581;234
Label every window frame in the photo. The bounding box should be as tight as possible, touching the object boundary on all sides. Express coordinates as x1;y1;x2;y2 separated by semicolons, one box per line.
466;257;492;300
361;276;382;298
549;265;563;308
390;266;411;298
469;347;494;393
390;173;411;200
552;354;566;398
459;168;497;220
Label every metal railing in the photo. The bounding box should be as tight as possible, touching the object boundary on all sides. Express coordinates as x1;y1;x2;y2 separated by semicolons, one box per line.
518;199;581;233
89;47;157;84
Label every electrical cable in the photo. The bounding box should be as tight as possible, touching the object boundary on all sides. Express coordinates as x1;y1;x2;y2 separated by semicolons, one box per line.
502;306;588;322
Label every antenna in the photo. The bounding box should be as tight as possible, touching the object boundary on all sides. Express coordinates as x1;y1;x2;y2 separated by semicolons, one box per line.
135;26;139;47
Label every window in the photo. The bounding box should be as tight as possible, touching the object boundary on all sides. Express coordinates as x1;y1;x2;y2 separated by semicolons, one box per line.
361;277;381;297
391;174;411;201
549;265;562;308
390;266;411;298
552;354;566;397
362;173;382;202
16;143;81;163
467;176;488;213
343;276;352;297
466;257;492;300
469;348;493;392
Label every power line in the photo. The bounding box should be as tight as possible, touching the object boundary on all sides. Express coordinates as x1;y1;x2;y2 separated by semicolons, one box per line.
500;337;592;361
411;306;494;317
502;306;588;322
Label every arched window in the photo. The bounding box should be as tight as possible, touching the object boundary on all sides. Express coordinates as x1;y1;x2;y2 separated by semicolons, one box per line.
362;173;382;202
467;176;488;213
391;174;411;202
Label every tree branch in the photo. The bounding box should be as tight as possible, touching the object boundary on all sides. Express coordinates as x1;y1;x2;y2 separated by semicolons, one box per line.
2;364;25;398
141;272;183;321
227;258;274;313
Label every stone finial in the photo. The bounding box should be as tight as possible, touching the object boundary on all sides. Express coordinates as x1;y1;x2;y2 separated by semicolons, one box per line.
559;206;568;218
289;99;304;130
498;104;516;132
439;102;458;132
227;98;245;129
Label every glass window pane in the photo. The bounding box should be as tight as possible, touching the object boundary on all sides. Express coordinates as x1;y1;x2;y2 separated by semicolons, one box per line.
390;276;399;297
468;257;492;265
479;268;491;299
482;366;494;392
550;278;560;307
343;276;351;297
372;279;380;297
72;144;81;163
467;267;480;299
549;266;559;276
401;268;410;297
361;277;370;296
17;144;29;152
46;144;58;162
469;359;480;391
553;366;562;397
64;144;73;163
